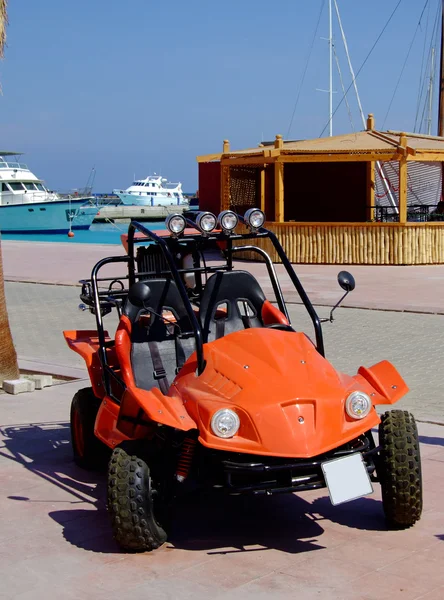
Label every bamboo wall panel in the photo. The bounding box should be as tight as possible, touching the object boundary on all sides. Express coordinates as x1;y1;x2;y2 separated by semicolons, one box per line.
234;223;444;265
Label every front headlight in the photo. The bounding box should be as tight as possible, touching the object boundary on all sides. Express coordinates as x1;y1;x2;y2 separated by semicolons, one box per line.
196;211;217;234
165;213;186;236
345;391;372;420
218;210;238;233
211;408;240;438
244;208;265;230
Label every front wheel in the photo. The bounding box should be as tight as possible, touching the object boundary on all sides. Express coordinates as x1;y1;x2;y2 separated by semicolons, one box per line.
378;410;423;528
107;444;168;552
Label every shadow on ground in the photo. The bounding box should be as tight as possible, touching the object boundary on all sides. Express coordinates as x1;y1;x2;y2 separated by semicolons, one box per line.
0;420;117;552
419;434;444;447
1;420;389;557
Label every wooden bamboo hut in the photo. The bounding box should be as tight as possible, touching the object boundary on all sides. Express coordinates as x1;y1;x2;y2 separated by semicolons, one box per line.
196;115;444;265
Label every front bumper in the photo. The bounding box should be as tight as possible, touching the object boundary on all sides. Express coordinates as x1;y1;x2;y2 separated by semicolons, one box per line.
213;435;378;496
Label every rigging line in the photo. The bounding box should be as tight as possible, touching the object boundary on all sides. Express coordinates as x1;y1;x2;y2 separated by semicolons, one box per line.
286;0;325;138
414;0;441;130
415;3;440;132
415;0;432;125
382;0;429;129
418;14;441;131
319;0;403;137
333;43;355;131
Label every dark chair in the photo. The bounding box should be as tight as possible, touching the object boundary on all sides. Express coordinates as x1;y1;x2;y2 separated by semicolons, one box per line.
199;271;266;342
121;280;195;393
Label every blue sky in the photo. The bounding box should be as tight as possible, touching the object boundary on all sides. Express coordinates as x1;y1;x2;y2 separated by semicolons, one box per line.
0;0;439;192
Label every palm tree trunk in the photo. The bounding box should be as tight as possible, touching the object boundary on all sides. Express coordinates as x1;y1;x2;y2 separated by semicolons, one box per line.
0;238;19;384
0;2;17;384
0;1;7;60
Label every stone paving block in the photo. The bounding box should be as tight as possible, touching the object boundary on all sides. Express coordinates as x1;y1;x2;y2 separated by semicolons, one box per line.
25;374;53;390
2;378;35;395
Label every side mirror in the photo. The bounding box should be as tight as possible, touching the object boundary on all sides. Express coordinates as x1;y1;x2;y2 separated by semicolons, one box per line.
337;270;355;292
321;271;356;323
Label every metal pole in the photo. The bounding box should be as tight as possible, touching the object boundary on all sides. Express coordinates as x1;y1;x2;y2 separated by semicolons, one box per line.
428;47;436;135
334;0;365;129
329;0;333;136
334;0;397;214
439;0;444;136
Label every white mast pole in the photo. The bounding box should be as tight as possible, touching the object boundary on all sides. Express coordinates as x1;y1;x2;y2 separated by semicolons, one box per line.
334;0;398;214
427;47;435;135
333;0;365;129
329;0;333;136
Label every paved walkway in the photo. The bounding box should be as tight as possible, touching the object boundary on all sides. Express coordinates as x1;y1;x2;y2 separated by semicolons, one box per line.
2;239;444;313
0;380;443;599
1;240;444;598
5;281;443;424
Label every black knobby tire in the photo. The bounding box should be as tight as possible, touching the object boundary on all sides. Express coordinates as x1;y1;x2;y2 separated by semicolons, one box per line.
70;387;110;470
378;410;423;528
107;445;168;552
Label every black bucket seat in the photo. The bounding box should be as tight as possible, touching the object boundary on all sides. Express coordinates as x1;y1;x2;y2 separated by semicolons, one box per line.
199;270;266;342
121;280;195;393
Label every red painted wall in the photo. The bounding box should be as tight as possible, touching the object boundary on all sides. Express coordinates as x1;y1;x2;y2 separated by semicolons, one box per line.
283;162;367;222
198;163;221;214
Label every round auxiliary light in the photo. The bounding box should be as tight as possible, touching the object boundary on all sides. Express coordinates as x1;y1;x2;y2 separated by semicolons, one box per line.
244;208;265;230
218;210;238;232
196;211;217;234
165;213;186;236
345;391;372;420
211;408;240;439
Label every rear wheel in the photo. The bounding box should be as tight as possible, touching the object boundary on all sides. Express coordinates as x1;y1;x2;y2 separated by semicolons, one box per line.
107;444;168;552
70;387;110;470
378;410;422;528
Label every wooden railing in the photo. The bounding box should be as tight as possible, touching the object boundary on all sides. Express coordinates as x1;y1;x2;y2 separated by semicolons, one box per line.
234;222;444;265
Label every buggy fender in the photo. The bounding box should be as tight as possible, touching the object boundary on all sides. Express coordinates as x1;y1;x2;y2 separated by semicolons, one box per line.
63;330;116;399
356;360;409;404
117;386;197;436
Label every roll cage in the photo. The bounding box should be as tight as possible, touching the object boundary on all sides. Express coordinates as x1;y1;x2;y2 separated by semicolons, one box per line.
79;216;324;403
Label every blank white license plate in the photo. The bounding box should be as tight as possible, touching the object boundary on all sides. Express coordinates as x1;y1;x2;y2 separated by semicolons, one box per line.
321;453;374;506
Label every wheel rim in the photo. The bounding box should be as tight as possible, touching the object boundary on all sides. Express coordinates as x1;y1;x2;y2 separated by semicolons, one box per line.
72;408;85;457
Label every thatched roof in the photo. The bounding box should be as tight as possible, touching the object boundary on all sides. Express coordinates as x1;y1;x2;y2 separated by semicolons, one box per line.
0;1;7;59
197;128;444;163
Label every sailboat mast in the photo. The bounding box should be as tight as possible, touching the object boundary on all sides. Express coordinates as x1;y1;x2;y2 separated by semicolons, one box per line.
428;47;435;135
329;0;333;136
438;0;444;136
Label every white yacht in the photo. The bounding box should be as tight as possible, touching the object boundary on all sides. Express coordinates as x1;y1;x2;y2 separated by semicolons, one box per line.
0;152;98;233
114;175;187;207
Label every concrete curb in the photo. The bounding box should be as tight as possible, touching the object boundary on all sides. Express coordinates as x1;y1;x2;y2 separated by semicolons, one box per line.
18;357;87;381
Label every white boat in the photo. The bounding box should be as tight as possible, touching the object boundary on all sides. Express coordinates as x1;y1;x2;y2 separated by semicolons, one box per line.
0;152;98;233
114;175;187;207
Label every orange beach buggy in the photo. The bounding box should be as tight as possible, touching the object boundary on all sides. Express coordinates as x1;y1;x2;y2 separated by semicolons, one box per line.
64;209;422;552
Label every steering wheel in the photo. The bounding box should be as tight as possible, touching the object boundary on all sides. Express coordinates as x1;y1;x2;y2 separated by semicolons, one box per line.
265;323;295;332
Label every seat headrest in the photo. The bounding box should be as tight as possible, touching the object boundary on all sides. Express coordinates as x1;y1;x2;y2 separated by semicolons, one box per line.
199;270;266;323
123;279;190;326
127;281;152;307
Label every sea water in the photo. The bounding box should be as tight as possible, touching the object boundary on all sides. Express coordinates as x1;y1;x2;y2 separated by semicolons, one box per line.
1;221;167;245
